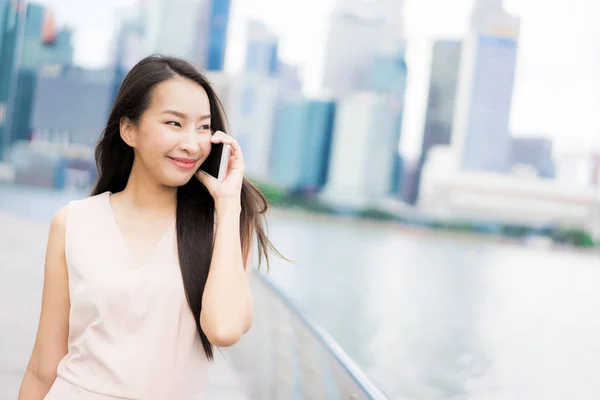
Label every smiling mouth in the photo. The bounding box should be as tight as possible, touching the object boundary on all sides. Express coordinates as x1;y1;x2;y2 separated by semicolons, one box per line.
168;157;197;170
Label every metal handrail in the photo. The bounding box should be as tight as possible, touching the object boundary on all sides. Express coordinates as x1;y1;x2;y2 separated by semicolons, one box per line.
224;271;389;400
254;273;389;400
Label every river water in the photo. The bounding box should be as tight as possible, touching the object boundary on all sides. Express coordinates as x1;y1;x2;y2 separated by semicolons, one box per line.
2;184;599;399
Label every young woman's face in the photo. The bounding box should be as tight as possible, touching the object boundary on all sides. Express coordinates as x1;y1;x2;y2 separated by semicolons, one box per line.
127;76;214;187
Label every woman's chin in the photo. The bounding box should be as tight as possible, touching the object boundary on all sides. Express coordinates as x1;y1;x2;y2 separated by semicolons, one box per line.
160;172;197;188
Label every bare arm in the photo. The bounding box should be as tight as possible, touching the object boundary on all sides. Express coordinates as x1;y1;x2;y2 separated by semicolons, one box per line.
18;207;70;399
200;201;254;347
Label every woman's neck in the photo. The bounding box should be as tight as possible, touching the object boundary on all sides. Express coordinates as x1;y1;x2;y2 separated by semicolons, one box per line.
119;163;177;218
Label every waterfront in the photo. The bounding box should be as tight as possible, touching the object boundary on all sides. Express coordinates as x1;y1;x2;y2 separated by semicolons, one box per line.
1;185;599;399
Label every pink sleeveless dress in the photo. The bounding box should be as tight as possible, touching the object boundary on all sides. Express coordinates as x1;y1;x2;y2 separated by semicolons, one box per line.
44;192;208;400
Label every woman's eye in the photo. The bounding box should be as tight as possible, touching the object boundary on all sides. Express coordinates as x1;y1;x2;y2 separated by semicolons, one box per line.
166;121;181;127
199;125;211;131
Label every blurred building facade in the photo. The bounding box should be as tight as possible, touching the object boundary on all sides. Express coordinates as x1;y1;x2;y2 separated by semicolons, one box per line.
364;43;410;201
11;4;73;145
142;0;231;71
0;0;27;158
323;0;404;97
451;0;520;173
510;136;555;178
274;60;302;96
202;0;232;71
592;153;600;188
419;145;600;237
555;151;600;189
365;43;408;97
108;6;145;109
270;97;336;192
244;20;278;76
323;1;385;96
230;74;279;182
0;1;73;157
19;5;72;69
143;0;203;63
322;93;403;206
31;65;113;146
410;40;462;204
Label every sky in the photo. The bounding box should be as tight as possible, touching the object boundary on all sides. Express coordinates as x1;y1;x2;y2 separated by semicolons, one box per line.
36;0;600;157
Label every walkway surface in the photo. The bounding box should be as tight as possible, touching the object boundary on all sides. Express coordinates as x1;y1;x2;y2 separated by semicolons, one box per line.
0;212;249;400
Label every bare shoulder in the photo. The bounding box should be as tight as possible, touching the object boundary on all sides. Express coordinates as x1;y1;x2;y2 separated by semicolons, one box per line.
46;206;69;262
50;206;68;232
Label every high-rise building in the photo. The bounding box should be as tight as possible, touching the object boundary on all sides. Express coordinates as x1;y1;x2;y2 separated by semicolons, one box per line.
510;136;555;179
451;0;520;173
203;70;235;111
275;60;302;96
0;0;27;158
144;0;231;71
109;6;145;110
322;0;404;97
398;155;420;202
244;20;278;76
421;41;462;162
365;43;408;97
0;0;7;48
19;5;73;69
269;97;336;192
229;73;279;182
7;4;73;146
143;0;202;62
409;40;462;204
204;0;231;71
322;4;384;97
31;65;114;147
322;93;403;206
592;153;600;188
380;0;404;44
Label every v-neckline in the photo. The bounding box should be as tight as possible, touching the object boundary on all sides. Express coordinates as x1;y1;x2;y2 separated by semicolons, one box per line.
104;192;175;269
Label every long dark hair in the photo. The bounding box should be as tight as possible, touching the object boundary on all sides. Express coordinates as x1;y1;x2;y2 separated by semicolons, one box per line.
91;54;280;360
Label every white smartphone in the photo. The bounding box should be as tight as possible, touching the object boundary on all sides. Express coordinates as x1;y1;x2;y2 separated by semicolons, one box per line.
198;143;231;182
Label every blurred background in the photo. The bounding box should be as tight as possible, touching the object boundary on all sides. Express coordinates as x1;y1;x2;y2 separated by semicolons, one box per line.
1;0;600;398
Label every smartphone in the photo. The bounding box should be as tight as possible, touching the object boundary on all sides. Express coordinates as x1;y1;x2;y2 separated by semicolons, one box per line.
199;143;231;182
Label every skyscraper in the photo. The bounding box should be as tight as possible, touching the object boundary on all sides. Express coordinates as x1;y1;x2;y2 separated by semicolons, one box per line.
422;41;462;161
109;6;145;110
592;153;600;188
323;93;403;205
0;0;26;158
0;0;6;48
451;0;520;173
31;65;113;147
144;0;231;71
8;4;73;145
409;40;462;204
322;0;404;97
204;0;231;71
275;60;302;96
510;136;555;179
365;43;408;97
244;20;278;76
363;43;409;201
143;0;202;62
269;97;336;192
229;74;279;182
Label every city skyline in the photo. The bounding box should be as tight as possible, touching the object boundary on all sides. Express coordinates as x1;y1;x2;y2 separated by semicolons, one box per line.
33;0;600;156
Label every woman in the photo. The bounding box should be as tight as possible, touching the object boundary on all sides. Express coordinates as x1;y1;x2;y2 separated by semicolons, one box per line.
18;55;280;399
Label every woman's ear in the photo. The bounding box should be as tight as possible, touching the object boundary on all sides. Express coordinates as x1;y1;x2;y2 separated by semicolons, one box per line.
120;117;137;147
